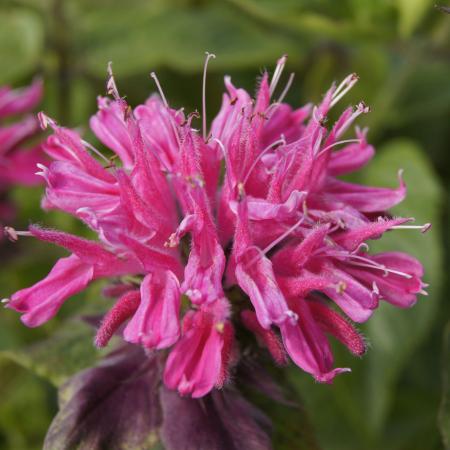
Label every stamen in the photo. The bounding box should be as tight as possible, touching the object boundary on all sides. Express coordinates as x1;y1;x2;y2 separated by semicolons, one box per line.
352;242;370;254
347;260;413;279
335;281;347;294
35;163;48;181
372;281;379;295
150;71;182;148
330;73;359;108
3;226;31;242
150;72;169;108
321;250;413;279
242;137;286;186
285;309;299;324
261;216;305;255
1;298;9;304
106;62;121;100
81;139;111;165
392;223;432;233
202;52;216;141
317;138;362;157
269;55;288;97
277;72;295;104
336;102;370;136
37;112;56;130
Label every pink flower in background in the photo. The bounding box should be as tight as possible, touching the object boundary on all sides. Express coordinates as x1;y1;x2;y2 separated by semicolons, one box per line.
3;57;428;396
0;79;44;223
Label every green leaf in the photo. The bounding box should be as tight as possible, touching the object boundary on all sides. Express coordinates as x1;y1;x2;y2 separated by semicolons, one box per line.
0;320;103;386
75;1;300;77
363;139;443;432
288;139;444;450
395;0;433;38
439;321;450;449
0;9;44;83
227;0;389;42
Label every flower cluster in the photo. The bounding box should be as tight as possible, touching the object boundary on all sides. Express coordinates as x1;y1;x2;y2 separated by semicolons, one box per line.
0;80;43;225
4;57;428;398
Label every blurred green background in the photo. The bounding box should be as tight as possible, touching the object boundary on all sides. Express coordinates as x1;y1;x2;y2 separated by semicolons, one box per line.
0;1;449;449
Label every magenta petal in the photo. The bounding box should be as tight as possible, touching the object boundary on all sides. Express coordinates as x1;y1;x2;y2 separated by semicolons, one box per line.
345;252;424;307
279;299;350;383
90;98;135;168
333;217;409;251
328;141;375;176
124;271;181;349
230;190;306;221
236;250;291;329
322;266;378;322
8;255;94;327
0;78;42;118
324;173;406;213
0;115;39;154
163;312;223;398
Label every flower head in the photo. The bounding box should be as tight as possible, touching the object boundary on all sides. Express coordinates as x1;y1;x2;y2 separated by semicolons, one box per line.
0;79;44;224
4;57;428;395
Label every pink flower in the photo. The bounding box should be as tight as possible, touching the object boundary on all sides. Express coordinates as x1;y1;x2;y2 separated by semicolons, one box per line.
0;79;44;223
4;57;428;396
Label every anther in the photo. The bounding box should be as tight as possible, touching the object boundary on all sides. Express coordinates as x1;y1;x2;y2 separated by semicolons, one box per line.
1;298;10;304
269;54;288;97
330;73;359;108
3;226;31;242
106;62;121;100
392;223;432;233
215;322;225;333
336;281;347;294
37;112;56;130
285;309;299;324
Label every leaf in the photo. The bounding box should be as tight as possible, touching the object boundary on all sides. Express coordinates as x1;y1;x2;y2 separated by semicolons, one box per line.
288;139;444;449
0;320;103;386
363;139;443;432
227;0;389;42
44;346;162;450
74;1;300;77
439;321;450;449
0;9;44;84
395;0;434;38
0;361;55;450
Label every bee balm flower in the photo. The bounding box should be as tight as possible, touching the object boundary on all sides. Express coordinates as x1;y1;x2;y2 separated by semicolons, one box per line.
0;79;44;224
4;57;428;396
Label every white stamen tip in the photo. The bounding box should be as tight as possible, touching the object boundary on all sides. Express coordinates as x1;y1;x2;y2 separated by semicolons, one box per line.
1;298;10;304
392;222;432;233
37;111;55;130
372;281;380;295
202;52;216;141
3;226;18;242
330;73;360;108
421;223;432;233
270;55;288;97
285;309;298;324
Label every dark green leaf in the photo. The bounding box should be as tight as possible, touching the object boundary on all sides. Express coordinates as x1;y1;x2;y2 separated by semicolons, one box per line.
75;2;300;77
439;321;450;449
0;320;102;386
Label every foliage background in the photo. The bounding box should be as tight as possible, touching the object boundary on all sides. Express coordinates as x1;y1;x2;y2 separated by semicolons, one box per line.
0;0;449;449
